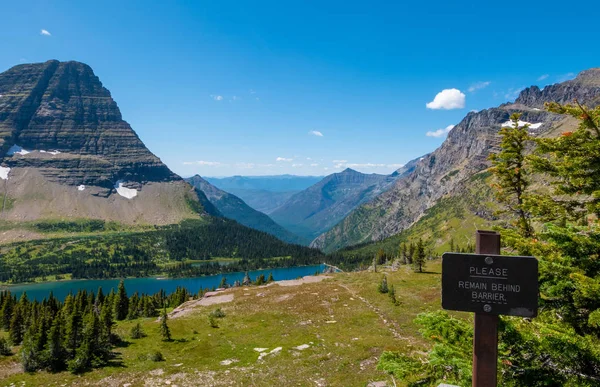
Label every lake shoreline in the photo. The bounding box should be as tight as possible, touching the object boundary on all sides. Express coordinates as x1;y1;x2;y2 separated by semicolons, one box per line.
3;264;328;301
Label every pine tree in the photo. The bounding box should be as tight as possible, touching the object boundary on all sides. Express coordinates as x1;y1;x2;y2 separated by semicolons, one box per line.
159;307;171;341
378;275;389;294
20;322;40;372
489;112;534;237
114;280;129;321
44;313;66;372
0;336;11;356
399;242;408;264
413;239;426;273
267;272;274;283
127;292;140;320
389;284;398;305
219;276;228;289
255;274;266;285
242;271;251;286
100;303;115;345
9;305;24;345
407;243;415;264
65;306;82;357
1;295;13;331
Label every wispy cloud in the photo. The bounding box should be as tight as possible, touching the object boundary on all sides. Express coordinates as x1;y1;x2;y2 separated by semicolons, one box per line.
332;159;347;163
504;87;525;101
210;95;224;101
468;81;491;93
310;163;319;167
276;157;292;162
387;163;405;168
182;160;223;166
309;130;324;137
537;74;549;81
40;29;51;36
426;88;465;110
426;124;455;138
557;72;575;82
292;163;303;167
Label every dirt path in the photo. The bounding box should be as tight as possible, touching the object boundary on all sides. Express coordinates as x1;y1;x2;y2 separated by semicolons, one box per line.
338;283;415;344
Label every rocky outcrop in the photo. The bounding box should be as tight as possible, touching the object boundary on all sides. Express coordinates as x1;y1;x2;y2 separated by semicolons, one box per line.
313;68;600;252
0;60;177;188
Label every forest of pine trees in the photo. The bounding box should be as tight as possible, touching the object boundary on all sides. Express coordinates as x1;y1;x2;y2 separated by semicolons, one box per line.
0;281;192;374
0;219;325;284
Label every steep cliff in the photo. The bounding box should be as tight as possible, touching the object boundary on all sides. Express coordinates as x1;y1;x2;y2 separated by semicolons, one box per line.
0;60;203;225
313;68;600;252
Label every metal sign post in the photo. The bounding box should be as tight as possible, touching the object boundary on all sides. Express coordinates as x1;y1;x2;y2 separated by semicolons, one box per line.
441;230;539;387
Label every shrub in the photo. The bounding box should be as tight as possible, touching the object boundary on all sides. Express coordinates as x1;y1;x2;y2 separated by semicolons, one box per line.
378;275;389;293
147;350;165;362
210;308;226;318
130;323;146;339
0;337;11;356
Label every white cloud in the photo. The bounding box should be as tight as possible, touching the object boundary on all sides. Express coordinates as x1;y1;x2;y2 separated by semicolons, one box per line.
306;157;312;160
310;163;319;167
537;74;549;81
292;163;303;167
557;72;575;82
387;163;405;168
468;81;491;92
236;162;255;169
40;29;51;36
182;160;223;166
504;87;525;101
426;124;455;138
346;163;385;168
276;157;292;162
210;95;224;101
426;89;465;110
309;130;324;137
332;159;347;163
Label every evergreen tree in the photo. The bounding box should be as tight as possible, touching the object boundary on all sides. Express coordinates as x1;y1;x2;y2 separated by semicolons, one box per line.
20;322;40;372
489;112;534;237
114;280;129;321
100;302;115;344
378;275;389;294
0;336;11;356
399;242;408;264
376;249;386;265
44;313;66;372
267;272;274;283
127;292;140;320
9;305;24;345
242;271;251;286
389;284;398;305
218;276;228;289
413;239;426;273
159;307;171;341
255;274;266;285
407;243;415;264
65;306;82;357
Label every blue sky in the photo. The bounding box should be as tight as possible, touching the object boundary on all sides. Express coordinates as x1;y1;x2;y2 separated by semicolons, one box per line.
1;0;599;177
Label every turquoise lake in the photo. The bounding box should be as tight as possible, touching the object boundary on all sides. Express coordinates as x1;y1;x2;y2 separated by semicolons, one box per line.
3;264;326;301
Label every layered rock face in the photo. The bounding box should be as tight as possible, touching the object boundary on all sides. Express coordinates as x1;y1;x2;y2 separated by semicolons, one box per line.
313;68;600;252
0;60;176;188
0;60;200;224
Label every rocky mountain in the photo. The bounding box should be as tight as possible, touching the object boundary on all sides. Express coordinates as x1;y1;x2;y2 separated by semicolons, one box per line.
270;168;398;242
0;60;204;225
313;68;600;252
205;175;322;214
186;175;307;245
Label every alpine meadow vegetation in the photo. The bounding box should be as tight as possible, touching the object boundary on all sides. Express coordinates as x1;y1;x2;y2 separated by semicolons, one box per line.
377;102;600;386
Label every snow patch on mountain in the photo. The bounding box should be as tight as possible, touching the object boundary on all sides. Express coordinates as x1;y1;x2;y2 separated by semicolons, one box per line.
115;180;137;199
501;120;542;129
0;166;10;180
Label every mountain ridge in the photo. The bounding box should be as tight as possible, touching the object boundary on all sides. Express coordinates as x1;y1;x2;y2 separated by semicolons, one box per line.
186;175;307;245
313;68;600;252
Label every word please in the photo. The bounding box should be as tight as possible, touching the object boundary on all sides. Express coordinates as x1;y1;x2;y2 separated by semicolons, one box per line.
470;266;508;277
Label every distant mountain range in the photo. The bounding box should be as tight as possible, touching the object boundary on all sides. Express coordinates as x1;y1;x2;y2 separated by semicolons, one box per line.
186;175;307;245
205;175;322;214
269;168;399;241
